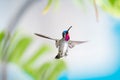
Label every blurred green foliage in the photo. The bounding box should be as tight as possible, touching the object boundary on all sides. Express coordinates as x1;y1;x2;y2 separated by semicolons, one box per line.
43;0;53;14
43;0;120;18
0;31;66;80
97;0;120;17
42;0;60;14
0;31;5;42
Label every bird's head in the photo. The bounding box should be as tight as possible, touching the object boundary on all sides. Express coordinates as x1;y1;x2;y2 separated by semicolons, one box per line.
62;26;72;41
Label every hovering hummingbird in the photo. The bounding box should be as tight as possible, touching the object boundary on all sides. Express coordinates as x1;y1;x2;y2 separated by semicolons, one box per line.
34;26;87;59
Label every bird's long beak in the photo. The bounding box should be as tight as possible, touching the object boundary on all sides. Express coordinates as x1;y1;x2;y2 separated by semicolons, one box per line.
67;26;72;32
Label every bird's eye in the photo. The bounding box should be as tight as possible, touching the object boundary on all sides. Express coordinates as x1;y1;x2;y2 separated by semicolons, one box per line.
66;31;68;34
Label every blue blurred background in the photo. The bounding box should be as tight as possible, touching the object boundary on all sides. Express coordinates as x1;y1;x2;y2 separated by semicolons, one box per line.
0;0;120;80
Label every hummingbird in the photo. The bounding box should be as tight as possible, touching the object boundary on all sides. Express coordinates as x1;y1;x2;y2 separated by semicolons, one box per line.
34;26;87;59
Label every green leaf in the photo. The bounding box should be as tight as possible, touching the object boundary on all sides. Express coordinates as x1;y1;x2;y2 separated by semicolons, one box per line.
36;62;52;80
47;60;66;80
0;31;5;42
0;30;67;80
109;0;115;6
99;0;120;17
8;37;32;63
42;0;53;14
23;66;36;78
0;31;5;58
6;31;19;59
0;30;66;80
23;44;51;67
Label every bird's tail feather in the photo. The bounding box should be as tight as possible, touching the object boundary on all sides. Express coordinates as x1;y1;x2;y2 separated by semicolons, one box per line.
55;54;61;59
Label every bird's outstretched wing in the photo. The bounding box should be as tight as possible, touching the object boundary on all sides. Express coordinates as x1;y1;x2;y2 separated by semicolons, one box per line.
34;33;59;48
34;33;57;40
68;40;87;48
